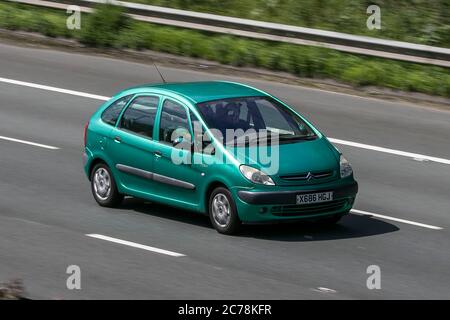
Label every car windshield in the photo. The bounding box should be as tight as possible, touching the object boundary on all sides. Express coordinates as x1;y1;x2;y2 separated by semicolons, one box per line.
195;96;317;145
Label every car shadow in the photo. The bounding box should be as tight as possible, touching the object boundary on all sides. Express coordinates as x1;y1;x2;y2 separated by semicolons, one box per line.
118;197;212;228
118;198;399;242
239;214;399;241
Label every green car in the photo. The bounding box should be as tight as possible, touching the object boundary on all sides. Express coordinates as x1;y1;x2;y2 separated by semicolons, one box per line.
83;81;358;234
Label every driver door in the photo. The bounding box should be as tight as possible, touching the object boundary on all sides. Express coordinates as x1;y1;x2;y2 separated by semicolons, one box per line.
151;98;201;209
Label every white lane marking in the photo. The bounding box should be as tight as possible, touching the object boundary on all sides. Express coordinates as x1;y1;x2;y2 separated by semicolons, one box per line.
329;138;450;165
2;76;450;165
351;209;443;230
86;234;186;257
0;77;109;101
313;287;337;294
0;135;59;150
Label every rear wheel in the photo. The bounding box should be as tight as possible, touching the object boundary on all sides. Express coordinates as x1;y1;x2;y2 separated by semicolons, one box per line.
90;163;123;207
209;187;241;235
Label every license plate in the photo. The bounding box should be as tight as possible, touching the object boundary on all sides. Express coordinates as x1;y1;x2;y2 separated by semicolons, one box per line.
296;191;333;204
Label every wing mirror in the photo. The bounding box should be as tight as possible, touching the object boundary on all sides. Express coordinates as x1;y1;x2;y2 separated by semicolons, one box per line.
172;134;194;153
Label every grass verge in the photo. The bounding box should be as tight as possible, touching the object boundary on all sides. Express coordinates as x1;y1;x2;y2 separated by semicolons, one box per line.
129;0;450;48
0;279;25;300
0;2;449;98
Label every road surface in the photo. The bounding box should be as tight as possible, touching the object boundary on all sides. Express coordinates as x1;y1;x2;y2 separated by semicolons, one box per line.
0;43;449;299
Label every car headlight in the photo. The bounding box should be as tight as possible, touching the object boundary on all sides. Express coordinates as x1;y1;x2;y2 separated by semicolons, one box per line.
239;165;275;185
340;155;353;178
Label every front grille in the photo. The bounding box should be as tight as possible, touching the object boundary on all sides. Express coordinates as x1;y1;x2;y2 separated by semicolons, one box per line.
280;170;334;181
270;199;348;217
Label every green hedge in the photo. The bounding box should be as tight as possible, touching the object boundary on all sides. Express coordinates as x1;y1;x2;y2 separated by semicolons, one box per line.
1;2;449;97
129;0;450;48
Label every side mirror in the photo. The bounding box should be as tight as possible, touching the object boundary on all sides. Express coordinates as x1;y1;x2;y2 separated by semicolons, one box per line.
298;124;309;135
172;135;194;152
172;136;184;146
202;140;215;155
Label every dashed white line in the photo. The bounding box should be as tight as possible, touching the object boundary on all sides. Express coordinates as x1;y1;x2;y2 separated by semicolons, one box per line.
313;287;337;294
329;138;450;165
86;234;186;257
351;209;443;230
0;78;445;236
1;76;449;166
0;135;59;150
0;77;109;101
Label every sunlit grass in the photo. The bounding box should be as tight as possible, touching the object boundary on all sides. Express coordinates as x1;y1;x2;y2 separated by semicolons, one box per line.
129;0;450;48
1;2;449;97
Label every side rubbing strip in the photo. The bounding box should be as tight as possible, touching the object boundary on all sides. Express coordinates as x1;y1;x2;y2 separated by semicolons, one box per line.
116;164;153;180
153;173;196;190
115;164;195;190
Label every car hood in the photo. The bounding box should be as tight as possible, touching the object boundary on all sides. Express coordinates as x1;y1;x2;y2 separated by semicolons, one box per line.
231;137;340;186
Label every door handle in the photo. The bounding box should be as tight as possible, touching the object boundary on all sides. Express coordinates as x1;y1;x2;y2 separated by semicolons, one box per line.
114;136;121;143
154;150;162;158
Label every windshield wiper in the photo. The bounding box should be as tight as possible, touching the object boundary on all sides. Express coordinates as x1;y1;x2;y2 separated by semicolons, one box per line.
225;134;272;146
225;132;315;146
278;134;317;141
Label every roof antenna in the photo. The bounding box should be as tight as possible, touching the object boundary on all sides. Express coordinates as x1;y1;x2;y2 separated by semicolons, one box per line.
153;62;167;84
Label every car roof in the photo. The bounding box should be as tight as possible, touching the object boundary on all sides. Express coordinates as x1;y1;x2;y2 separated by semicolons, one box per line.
124;81;267;104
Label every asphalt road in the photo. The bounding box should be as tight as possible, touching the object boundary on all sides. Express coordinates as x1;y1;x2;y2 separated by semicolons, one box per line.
0;42;449;299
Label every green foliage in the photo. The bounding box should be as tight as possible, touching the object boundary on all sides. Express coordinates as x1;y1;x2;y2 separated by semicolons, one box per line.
80;4;130;47
129;0;450;48
1;2;449;97
0;279;25;300
0;3;70;37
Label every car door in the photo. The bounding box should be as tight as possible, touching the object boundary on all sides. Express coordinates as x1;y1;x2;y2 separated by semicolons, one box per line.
108;94;161;194
152;98;201;209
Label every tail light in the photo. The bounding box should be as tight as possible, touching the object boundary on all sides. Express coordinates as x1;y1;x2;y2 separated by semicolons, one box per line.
84;121;89;147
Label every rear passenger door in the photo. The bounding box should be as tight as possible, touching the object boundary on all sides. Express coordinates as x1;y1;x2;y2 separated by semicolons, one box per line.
108;95;160;193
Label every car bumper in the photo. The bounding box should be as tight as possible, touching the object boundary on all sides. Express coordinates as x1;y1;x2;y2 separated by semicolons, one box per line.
82;148;94;178
233;179;358;223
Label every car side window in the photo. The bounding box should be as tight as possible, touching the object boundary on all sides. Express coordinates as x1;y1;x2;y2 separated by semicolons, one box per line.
101;95;132;126
119;96;159;139
159;99;190;145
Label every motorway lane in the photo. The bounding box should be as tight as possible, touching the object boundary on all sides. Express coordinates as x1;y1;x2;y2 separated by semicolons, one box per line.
344;145;450;224
0;141;448;299
1;77;449;226
0;43;450;299
0;82;98;148
0;215;329;300
1;42;450;158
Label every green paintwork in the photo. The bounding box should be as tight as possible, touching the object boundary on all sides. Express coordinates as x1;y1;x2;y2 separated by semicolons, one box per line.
83;81;357;222
125;81;264;103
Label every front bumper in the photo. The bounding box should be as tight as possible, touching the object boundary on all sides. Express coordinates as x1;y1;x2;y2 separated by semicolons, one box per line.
233;180;358;223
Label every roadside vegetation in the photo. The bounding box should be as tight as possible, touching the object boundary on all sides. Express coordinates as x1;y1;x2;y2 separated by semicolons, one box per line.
0;279;25;300
0;2;449;97
131;0;450;48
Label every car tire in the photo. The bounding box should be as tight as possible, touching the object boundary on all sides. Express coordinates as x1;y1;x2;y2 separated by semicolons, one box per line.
90;163;123;207
209;187;241;235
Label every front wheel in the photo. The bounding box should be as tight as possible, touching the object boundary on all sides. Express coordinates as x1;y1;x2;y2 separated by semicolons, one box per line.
209;187;241;235
90;163;123;207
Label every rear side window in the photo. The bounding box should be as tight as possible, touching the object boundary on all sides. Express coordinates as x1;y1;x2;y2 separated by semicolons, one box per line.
120;96;159;138
101;95;132;126
159;99;190;145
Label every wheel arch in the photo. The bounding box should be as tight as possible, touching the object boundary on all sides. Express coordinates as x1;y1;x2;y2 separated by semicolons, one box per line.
87;157;109;181
203;180;229;214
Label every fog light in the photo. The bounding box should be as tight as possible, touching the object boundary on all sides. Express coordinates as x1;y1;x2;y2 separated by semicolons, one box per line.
259;207;268;214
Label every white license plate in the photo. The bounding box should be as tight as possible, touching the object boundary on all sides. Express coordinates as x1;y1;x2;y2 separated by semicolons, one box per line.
296;191;333;204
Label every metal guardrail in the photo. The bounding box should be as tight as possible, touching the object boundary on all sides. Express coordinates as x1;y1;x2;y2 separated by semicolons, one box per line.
6;0;450;67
